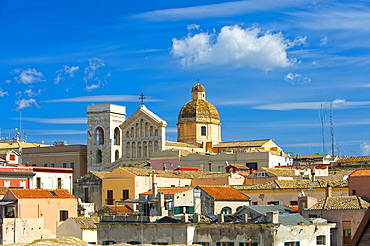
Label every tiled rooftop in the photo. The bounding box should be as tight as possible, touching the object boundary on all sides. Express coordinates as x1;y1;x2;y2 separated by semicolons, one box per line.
71;217;99;230
0;187;8;195
258;167;295;177
349;169;370;177
10;189;74;199
198;185;250;201
140;187;192;195
337;156;370;163
213;139;273;148
234;179;348;190
90;171;110;178
309;196;370;210
92;205;136;217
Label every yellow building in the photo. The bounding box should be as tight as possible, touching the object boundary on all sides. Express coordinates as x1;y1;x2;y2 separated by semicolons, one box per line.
177;83;221;146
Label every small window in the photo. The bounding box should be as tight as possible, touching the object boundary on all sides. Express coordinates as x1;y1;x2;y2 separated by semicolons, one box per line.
51;163;55;167
239;243;258;246
60;210;68;221
352;190;356;195
316;236;326;245
70;163;75;169
50;191;58;196
9;154;16;161
216;242;234;246
193;243;210;246
268;201;279;205
36;177;41;189
57;178;62;189
252;202;258;205
44;163;48;167
4;180;10;188
290;201;298;206
284;242;300;246
122;190;129;200
201;126;206;136
63;163;67;168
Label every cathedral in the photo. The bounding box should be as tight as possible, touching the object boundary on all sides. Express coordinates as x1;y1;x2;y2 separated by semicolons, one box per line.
87;83;222;171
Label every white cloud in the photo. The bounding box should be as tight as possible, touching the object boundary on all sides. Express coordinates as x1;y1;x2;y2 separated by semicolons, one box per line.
135;49;162;53
284;73;311;84
15;98;40;111
320;36;328;46
24;89;41;97
5;80;11;84
172;25;300;70
254;99;370;111
55;65;79;84
0;88;9;97
27;129;86;135
16;117;87;124
14;68;45;84
361;142;370;155
84;58;105;91
133;0;305;21
187;24;200;31
43;95;163;103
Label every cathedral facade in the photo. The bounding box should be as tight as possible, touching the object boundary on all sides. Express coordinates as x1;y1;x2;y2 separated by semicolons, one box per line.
87;83;218;171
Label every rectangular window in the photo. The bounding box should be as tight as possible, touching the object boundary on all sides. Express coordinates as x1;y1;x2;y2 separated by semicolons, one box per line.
51;163;55;167
9;154;15;161
36;177;41;189
19;180;26;189
4;206;15;218
284;242;300;246
201;126;206;136
44;163;48;167
252;202;258;205
343;221;351;245
4;180;10;188
60;210;68;221
316;235;326;245
83;188;89;203
246;163;258;170
290;201;298;206
70;163;75;169
239;243;258;246
107;190;114;205
216;242;234;246
268;201;279;205
57;178;62;189
352;190;356;195
193;243;210;246
122;190;129;200
63;163;67;168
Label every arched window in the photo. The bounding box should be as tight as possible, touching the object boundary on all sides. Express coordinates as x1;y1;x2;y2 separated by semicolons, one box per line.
96;127;104;145
236;206;244;214
126;142;130;158
96;150;102;163
132;142;136;158
150;126;153;136
154;140;159;150
114;127;120;145
143;141;148;157
221;207;232;215
145;123;149;137
140;119;144;137
115;150;120;161
130;127;134;138
154;129;158;136
126;131;130;138
149;141;153;153
135;123;139;137
138;141;142;158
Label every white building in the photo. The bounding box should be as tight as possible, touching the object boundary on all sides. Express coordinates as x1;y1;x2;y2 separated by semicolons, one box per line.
32;166;74;193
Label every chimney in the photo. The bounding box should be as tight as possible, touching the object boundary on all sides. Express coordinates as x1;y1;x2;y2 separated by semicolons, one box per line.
152;173;157;199
193;213;201;223
218;214;224;223
325;183;332;198
311;171;315;182
241;214;248;223
182;214;189;223
266;211;279;224
158;192;165;216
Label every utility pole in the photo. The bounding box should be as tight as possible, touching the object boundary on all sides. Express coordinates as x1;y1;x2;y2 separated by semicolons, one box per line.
330;101;334;160
320;103;325;153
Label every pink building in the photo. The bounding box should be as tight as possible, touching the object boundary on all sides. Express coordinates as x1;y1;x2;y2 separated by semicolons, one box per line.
348;169;370;198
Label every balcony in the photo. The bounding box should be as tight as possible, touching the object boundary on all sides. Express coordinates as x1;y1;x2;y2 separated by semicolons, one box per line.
106;199;114;205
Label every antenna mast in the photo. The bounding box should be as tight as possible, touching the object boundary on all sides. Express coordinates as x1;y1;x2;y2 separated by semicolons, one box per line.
330;101;334;159
320;103;325;153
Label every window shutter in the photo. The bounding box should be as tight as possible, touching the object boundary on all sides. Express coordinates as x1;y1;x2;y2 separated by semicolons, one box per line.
174;207;180;214
189;206;194;214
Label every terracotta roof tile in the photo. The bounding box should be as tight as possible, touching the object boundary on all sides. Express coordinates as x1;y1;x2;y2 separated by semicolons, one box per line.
10;189;75;199
71;217;99;230
213;139;273;148
234;180;348;190
140;187;192;195
310;196;370;210
92;205;136;217
199;185;250;201
90;171;109;178
349;169;370;177
337;156;370;163
0;187;8;195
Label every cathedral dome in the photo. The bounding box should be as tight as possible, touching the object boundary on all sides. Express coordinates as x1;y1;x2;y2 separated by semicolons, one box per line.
192;84;205;92
178;99;220;124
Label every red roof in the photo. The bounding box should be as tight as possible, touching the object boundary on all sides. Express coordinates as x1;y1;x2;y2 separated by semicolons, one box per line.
10;189;75;199
174;167;199;171
198;185;250;201
140;187;192;195
349;169;370;177
337;156;370;163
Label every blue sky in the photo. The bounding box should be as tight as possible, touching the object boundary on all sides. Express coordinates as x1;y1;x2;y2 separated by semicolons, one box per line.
0;0;369;156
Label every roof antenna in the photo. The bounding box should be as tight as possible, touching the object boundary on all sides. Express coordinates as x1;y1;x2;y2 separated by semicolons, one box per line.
330;101;335;160
320;103;325;153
